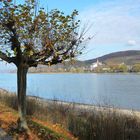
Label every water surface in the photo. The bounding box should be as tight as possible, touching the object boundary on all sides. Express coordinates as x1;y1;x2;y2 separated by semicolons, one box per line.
0;73;140;110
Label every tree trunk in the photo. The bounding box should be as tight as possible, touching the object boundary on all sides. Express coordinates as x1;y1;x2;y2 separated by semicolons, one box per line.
17;64;28;132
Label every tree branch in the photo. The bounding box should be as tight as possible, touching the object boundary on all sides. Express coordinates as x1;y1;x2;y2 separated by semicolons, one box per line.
0;51;14;63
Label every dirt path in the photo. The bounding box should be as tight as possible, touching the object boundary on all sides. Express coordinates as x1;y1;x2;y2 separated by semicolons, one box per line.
0;128;13;140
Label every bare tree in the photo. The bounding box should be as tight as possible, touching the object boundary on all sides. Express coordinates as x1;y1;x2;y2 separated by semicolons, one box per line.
0;0;89;131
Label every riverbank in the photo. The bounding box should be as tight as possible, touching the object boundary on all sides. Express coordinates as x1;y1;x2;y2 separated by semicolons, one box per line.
29;94;140;118
1;88;140;140
0;89;77;140
1;88;140;118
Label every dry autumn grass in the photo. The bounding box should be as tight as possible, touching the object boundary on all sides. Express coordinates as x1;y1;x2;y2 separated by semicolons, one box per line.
1;89;140;140
0;89;77;140
0;102;77;140
0;103;38;140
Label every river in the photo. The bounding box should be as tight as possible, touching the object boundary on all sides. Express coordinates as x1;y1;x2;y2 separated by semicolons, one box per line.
0;73;140;110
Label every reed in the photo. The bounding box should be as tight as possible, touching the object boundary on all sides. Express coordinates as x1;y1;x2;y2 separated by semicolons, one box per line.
0;89;140;140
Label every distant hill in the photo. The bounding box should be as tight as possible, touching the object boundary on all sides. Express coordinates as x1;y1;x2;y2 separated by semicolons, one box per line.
29;50;140;73
85;50;140;65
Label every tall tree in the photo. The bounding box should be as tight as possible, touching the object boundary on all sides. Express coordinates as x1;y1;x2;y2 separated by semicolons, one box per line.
0;0;89;131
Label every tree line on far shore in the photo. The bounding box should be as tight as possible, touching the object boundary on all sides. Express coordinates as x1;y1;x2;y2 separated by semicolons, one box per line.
27;63;140;73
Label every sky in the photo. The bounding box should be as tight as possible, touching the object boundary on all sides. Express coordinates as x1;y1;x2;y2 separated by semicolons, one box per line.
39;0;140;60
0;0;140;69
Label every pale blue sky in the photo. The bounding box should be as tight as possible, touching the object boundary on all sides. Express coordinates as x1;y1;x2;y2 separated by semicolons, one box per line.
0;0;140;69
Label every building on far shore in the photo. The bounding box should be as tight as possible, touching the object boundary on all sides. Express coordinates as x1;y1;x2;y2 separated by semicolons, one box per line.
90;59;103;71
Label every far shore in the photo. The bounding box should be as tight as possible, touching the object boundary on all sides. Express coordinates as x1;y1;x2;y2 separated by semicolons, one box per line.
1;71;140;75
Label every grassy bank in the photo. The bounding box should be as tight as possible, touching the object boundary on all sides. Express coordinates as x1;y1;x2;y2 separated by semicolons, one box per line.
0;89;140;140
0;89;77;140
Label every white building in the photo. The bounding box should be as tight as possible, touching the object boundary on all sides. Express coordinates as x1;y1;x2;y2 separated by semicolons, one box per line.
90;59;102;70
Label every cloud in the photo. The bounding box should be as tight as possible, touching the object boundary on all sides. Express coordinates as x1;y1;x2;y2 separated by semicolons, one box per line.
127;40;137;46
79;0;140;46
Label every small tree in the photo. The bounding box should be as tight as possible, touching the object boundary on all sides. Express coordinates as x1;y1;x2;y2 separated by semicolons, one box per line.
0;0;89;131
131;64;140;72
